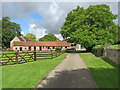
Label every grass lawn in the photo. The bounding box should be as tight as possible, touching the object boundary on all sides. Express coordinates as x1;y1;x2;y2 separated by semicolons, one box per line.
79;53;119;88
2;53;68;88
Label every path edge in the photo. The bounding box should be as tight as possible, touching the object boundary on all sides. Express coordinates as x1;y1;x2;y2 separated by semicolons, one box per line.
34;53;70;88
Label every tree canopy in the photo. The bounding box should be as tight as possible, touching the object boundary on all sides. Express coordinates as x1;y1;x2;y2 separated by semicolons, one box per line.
25;33;36;41
39;33;57;41
1;17;21;48
60;4;118;51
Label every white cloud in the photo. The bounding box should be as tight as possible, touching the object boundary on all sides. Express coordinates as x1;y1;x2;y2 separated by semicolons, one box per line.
55;34;63;40
2;1;119;39
21;31;24;35
29;23;63;40
29;24;47;40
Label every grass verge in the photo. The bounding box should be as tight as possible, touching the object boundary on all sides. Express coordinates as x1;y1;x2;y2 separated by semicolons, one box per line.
2;53;68;88
79;53;119;88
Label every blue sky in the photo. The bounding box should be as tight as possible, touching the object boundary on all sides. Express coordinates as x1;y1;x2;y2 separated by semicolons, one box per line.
10;18;29;35
10;12;43;35
2;1;119;40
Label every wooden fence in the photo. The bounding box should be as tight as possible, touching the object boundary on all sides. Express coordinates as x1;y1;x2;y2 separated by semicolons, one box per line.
0;50;65;65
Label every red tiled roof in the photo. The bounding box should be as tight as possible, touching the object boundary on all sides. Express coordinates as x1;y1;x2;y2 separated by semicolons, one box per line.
18;36;31;42
24;37;31;41
56;38;61;41
13;41;71;47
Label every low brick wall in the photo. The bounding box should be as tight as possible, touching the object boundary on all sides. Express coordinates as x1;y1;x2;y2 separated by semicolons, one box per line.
102;49;120;65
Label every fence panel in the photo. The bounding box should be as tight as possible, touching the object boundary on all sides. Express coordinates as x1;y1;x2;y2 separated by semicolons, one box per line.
0;50;65;65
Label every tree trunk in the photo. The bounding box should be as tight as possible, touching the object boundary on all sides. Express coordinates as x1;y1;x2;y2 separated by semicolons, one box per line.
86;47;93;52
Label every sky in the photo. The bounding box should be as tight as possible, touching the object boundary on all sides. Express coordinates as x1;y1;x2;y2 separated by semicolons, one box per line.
1;0;119;40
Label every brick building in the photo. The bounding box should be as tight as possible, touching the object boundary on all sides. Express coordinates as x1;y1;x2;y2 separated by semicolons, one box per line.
10;36;71;51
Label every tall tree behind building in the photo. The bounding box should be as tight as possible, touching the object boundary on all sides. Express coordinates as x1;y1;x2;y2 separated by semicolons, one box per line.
1;17;21;48
25;33;36;41
39;33;57;41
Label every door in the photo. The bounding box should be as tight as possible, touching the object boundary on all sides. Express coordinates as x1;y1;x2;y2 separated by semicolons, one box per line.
34;46;36;51
39;46;42;51
20;47;22;51
29;46;31;51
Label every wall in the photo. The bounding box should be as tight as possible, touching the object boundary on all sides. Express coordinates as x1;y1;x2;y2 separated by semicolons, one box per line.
103;49;120;65
10;36;21;50
92;48;120;65
13;46;70;51
13;46;28;51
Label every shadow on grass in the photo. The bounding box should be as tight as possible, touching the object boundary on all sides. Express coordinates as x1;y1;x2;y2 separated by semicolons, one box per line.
101;57;120;69
2;68;118;89
65;50;89;53
35;68;118;88
36;68;98;88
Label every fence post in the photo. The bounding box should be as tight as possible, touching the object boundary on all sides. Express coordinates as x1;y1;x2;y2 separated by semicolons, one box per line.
58;51;60;56
56;51;57;57
34;51;36;61
51;52;53;59
16;52;18;63
61;51;63;54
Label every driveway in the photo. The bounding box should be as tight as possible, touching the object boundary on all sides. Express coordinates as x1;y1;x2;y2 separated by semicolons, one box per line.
36;53;98;88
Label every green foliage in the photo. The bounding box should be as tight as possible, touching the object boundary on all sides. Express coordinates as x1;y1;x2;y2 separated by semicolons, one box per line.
55;47;62;50
39;33;57;41
92;44;120;56
112;44;120;50
25;33;36;41
60;4;118;51
1;17;21;48
66;47;76;50
92;45;104;56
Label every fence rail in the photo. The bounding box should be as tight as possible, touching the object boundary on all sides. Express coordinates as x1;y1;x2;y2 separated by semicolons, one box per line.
0;50;65;65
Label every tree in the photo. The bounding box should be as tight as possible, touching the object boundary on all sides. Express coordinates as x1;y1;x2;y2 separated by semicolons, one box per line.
1;17;21;48
116;25;120;44
60;4;118;51
25;33;36;41
39;33;57;41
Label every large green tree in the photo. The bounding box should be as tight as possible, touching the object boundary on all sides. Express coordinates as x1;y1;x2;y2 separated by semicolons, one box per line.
1;17;21;48
60;4;118;51
39;33;57;41
25;33;36;41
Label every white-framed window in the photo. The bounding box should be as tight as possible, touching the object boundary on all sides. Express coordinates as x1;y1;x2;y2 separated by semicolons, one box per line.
15;48;17;50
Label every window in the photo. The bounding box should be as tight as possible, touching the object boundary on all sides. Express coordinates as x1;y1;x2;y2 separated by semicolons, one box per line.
61;46;62;48
65;46;67;48
15;48;17;50
53;46;55;49
46;46;47;48
43;46;44;48
25;48;27;49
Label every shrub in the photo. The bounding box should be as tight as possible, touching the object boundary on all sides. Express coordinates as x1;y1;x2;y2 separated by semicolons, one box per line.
55;47;62;50
92;45;104;56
